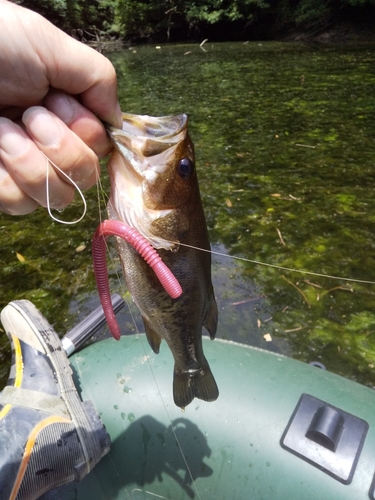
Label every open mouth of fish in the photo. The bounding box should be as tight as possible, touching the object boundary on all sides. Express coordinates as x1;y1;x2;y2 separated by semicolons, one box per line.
105;113;195;251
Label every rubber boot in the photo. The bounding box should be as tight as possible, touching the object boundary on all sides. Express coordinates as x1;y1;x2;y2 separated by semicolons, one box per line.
0;300;110;500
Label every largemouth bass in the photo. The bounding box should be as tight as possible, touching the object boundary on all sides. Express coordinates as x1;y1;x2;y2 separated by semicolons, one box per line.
106;113;218;408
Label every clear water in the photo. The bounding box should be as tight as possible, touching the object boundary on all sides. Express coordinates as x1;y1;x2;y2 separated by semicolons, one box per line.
1;41;375;387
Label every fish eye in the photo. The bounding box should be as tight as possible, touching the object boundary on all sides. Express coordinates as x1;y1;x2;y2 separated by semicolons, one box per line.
177;158;194;179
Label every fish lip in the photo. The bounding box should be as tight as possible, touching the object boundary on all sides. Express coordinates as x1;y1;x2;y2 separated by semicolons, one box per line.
106;130;144;182
106;112;188;140
105;112;189;251
105;112;189;179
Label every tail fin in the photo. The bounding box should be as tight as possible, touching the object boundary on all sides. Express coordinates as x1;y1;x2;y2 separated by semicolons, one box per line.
173;364;219;409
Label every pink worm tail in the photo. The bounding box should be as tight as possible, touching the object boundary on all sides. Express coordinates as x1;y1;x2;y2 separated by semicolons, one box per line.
92;219;183;340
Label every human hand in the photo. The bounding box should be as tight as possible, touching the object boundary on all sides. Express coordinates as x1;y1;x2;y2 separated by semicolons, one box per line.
0;0;122;215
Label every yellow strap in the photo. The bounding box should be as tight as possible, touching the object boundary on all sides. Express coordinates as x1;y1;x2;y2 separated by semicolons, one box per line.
13;334;23;388
9;414;71;500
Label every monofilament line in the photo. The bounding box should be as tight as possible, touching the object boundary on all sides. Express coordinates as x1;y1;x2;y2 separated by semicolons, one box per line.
174;241;375;285
43;152;87;224
95;178;202;499
137;333;204;500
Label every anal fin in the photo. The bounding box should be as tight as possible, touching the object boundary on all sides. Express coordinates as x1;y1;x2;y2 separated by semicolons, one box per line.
204;291;218;340
142;317;162;354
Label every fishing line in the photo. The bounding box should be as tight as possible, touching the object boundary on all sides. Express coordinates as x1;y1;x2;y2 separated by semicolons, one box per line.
94;165;370;497
43;152;87;224
172;241;375;285
95;178;203;499
136;329;204;500
42;151;374;286
95;179;144;498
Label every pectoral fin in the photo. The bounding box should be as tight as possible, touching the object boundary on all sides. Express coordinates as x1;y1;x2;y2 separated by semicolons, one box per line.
150;208;189;243
142;317;162;354
204;291;218;340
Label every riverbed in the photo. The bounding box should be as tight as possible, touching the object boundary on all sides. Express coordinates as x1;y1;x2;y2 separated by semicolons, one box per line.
1;41;375;387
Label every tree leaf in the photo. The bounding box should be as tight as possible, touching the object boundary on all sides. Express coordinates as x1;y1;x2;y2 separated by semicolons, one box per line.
16;252;26;263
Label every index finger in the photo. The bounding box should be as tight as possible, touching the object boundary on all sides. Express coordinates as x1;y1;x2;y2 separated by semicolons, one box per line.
14;5;124;128
45;33;122;128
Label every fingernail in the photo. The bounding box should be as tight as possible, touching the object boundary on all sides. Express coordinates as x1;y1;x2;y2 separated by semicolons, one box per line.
109;102;123;128
45;92;76;124
115;102;123;128
0;118;29;156
23;107;63;146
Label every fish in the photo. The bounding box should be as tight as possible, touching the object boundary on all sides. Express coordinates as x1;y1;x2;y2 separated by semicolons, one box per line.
105;113;219;408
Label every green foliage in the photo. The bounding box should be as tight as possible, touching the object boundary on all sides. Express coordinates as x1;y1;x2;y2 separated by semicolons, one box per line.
17;0;67;27
343;0;375;5
15;0;115;32
186;0;270;24
13;0;375;40
112;0;167;38
293;0;332;26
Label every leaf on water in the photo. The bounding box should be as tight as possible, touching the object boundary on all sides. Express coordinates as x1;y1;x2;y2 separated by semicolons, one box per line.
295;143;316;149
284;327;303;333
304;279;322;289
276;228;286;246
16;252;26;263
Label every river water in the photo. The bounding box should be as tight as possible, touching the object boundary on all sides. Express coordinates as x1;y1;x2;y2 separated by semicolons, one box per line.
1;41;375;387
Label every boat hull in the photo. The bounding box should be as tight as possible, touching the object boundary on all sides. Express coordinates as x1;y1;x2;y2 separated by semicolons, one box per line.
47;335;375;500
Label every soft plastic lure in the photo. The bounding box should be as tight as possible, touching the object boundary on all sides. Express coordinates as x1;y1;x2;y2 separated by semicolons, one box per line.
92;220;182;340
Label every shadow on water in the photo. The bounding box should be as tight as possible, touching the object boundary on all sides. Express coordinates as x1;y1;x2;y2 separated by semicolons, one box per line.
110;416;212;497
42;416;213;500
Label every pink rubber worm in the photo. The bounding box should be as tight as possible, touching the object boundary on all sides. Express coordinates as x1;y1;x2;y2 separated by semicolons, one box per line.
92;219;183;340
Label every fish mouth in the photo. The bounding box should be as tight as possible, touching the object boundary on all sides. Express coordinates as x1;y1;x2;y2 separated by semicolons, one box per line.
110;113;188;139
106;112;188;177
105;113;190;250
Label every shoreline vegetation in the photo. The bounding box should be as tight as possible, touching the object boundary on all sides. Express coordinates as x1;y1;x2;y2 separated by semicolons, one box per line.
12;0;375;50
